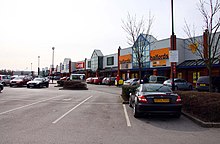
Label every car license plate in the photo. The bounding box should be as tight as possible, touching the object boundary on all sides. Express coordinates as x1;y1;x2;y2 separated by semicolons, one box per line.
154;99;170;103
200;84;206;86
29;84;34;87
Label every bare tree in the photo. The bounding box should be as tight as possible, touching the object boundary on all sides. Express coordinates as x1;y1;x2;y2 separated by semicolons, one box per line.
122;13;154;81
184;0;220;92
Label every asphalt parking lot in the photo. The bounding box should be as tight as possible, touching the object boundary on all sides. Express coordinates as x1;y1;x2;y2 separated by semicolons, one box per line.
0;83;220;144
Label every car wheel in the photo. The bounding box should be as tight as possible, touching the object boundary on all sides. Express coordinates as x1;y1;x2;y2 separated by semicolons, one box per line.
46;84;49;88
133;104;142;118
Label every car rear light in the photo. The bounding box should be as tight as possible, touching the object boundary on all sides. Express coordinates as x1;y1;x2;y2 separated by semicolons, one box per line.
176;95;182;103
138;95;148;103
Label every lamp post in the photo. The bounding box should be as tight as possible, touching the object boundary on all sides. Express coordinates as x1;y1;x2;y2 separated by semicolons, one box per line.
170;0;176;91
31;62;33;76
38;56;40;76
52;47;55;83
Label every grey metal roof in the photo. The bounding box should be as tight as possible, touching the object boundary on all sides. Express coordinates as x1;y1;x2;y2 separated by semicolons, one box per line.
141;34;157;43
93;49;103;56
178;58;219;68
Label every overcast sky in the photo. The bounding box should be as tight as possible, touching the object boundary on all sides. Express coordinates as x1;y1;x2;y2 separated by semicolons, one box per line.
0;0;204;71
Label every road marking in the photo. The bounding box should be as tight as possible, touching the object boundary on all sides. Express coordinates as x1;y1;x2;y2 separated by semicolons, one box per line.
123;104;131;127
52;96;93;124
63;98;72;101
0;95;65;115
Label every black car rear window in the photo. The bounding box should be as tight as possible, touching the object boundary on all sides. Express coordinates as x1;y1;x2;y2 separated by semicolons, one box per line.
141;84;172;92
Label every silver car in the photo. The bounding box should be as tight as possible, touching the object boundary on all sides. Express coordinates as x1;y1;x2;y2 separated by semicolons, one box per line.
0;75;11;86
123;78;139;86
163;78;193;90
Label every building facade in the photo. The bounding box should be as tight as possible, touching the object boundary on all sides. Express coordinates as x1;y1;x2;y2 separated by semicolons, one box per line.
56;33;220;86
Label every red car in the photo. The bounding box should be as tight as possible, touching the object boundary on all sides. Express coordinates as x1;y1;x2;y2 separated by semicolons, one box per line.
10;75;31;87
93;77;103;85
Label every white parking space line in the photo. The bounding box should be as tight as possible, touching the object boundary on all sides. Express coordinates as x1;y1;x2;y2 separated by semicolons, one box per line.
123;104;131;127
52;96;93;124
0;95;65;115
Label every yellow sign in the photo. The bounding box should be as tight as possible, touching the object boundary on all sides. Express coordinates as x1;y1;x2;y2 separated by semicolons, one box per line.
193;72;200;83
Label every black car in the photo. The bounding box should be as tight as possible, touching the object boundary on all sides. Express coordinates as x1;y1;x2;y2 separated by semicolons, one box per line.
129;83;182;118
27;78;49;88
0;82;3;92
196;76;220;92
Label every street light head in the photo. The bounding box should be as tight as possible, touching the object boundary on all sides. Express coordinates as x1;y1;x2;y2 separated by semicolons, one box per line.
38;56;40;58
52;47;55;50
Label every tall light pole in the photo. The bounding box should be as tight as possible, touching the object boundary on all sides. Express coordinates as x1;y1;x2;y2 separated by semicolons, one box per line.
52;47;55;83
170;0;176;91
38;56;40;76
31;62;33;76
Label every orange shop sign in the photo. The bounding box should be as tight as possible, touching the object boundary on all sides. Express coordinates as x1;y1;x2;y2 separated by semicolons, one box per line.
76;62;84;69
119;54;132;64
150;48;169;61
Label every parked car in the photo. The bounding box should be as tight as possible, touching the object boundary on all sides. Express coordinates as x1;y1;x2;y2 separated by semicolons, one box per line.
54;76;61;80
149;75;168;84
44;77;50;83
101;77;108;84
57;76;70;85
86;77;94;84
11;75;18;80
0;82;3;92
163;78;193;90
105;77;116;85
10;75;30;87
196;76;220;92
27;78;49;88
93;77;103;85
129;83;182;118
123;78;139;86
0;75;11;86
60;76;69;81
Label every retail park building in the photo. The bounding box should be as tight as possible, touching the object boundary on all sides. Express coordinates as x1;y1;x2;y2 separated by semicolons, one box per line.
47;33;219;86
